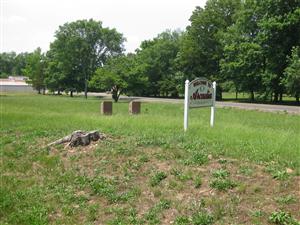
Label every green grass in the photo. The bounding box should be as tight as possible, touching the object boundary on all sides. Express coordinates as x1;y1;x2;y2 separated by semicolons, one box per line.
1;93;300;224
1;94;299;167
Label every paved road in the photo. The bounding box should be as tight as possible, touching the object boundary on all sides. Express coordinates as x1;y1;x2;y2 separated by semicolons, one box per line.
90;92;300;114
216;101;300;114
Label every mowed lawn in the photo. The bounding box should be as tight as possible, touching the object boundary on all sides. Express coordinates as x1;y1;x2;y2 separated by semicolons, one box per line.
1;94;300;225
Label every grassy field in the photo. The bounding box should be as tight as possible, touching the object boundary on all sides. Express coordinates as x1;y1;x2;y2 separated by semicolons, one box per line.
1;94;300;224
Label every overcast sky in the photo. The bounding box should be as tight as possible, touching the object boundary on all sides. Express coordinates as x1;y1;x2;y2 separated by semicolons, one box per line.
1;0;206;54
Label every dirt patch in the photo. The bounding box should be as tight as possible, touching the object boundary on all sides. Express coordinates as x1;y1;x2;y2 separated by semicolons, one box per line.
44;138;300;224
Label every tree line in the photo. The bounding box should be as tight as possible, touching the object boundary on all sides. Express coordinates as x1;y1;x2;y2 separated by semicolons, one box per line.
1;0;299;102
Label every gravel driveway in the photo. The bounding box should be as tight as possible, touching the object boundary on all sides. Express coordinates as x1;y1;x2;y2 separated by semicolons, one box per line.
89;92;300;114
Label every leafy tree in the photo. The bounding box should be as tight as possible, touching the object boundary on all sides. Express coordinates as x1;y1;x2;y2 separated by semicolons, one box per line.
220;0;264;101
22;48;46;94
284;46;300;103
13;53;29;75
136;30;183;97
89;54;147;102
220;0;300;102
178;0;241;99
48;19;125;97
257;0;300;102
0;52;29;77
221;42;263;101
0;52;16;77
44;50;65;94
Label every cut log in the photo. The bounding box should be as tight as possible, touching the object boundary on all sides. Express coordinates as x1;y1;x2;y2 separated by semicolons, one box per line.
47;130;105;147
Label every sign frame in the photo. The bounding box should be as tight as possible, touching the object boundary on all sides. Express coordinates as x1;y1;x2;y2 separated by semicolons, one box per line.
184;78;216;131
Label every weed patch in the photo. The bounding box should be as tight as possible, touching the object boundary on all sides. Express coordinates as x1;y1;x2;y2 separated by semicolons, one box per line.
212;169;230;179
183;152;208;166
191;211;214;225
269;211;300;225
275;195;297;205
194;175;202;188
90;176;139;203
150;171;167;187
209;178;237;191
272;171;290;181
144;199;171;224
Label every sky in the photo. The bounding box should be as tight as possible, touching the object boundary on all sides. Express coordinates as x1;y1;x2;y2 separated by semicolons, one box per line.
1;0;206;54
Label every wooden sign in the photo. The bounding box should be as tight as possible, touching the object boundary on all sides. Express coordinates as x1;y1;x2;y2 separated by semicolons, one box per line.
184;78;216;131
188;78;214;108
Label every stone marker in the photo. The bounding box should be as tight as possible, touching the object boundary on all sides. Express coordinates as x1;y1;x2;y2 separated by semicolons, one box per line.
101;101;113;115
129;101;141;115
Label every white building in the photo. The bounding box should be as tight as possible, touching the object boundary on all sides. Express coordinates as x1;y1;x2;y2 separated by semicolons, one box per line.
0;76;34;92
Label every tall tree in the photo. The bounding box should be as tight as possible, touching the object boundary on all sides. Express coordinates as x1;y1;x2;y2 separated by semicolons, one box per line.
44;50;65;94
48;19;125;97
257;0;300;102
221;41;264;101
284;46;300;103
136;30;183;97
13;53;29;75
22;48;46;94
178;0;241;99
0;52;16;77
220;0;264;101
89;54;147;102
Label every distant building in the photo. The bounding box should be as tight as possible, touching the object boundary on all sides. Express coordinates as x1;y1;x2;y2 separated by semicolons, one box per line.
0;76;34;92
8;76;28;81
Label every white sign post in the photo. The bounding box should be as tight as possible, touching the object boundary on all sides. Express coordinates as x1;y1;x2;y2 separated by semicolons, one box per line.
210;81;216;127
184;80;190;131
183;78;216;131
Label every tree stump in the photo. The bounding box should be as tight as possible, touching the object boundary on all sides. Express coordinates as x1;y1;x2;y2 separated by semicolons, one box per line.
47;130;105;147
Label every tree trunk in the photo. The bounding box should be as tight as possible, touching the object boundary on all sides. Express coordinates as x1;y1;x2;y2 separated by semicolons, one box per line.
47;130;105;147
235;91;238;100
84;77;88;99
117;91;122;102
273;92;278;102
70;90;73;97
58;90;61;95
296;93;299;103
38;88;41;94
42;88;46;95
250;90;254;102
279;92;283;102
216;86;222;101
112;86;119;102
